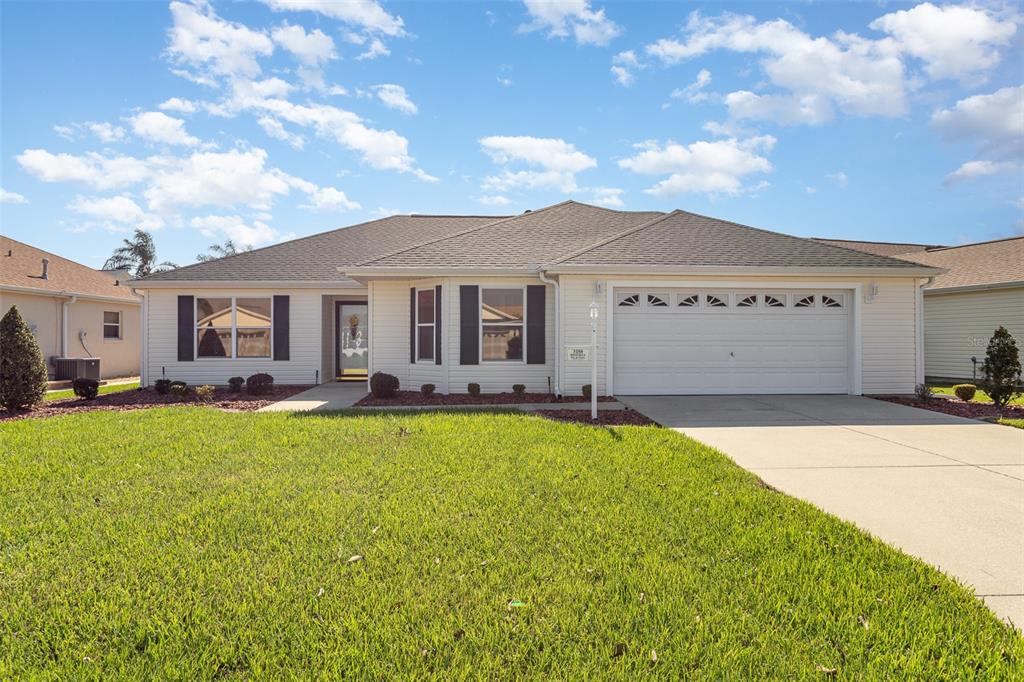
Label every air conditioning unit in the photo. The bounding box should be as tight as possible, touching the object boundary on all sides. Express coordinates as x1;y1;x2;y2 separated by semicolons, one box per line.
52;357;101;380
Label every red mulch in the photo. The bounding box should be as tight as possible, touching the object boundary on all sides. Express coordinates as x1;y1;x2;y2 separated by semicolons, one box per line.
0;385;312;423
874;396;1024;421
532;409;658;426
355;391;617;407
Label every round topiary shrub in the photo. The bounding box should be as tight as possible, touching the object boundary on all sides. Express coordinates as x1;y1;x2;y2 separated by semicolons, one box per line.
195;384;216;402
72;378;100;400
467;382;481;397
154;379;171;395
512;384;526;396
227;376;245;393
0;305;48;411
169;381;189;399
420;383;435;397
952;384;976;402
914;383;932;401
370;372;399;399
246;373;274;396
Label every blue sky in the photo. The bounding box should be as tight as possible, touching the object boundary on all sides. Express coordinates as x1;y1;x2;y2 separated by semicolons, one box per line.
1;1;1021;268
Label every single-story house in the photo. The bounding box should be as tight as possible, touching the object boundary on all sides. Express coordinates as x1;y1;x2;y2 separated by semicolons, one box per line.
130;201;943;396
1;236;141;379
816;236;1023;382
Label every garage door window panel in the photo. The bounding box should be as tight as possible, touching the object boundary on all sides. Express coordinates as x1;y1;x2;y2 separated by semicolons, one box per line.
616;293;640;307
704;294;729;309
646;293;669;308
676;293;699;309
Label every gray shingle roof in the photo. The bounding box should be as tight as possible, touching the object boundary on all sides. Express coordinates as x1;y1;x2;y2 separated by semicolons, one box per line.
812;238;940;257
904;237;1024;291
134;214;507;283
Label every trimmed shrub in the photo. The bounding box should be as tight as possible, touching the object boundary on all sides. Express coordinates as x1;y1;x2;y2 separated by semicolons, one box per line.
981;326;1022;409
246;373;274;396
914;383;932;401
370;372;399;399
952;384;976;402
227;376;245;393
467;383;481;397
72;378;100;400
582;384;593;401
512;384;526;396
154;379;172;395
0;305;48;411
195;384;216;402
169;381;189;399
420;383;435;397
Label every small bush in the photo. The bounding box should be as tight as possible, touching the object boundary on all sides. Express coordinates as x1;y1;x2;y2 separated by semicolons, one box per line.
246;373;274;396
420;383;435;397
467;382;481;397
914;383;932;401
72;378;100;400
582;384;592;401
370;372;399;399
227;376;245;393
0;305;48;410
512;384;526;396
195;384;216;402
981;326;1022;409
169;381;189;399
154;379;171;395
952;384;976;402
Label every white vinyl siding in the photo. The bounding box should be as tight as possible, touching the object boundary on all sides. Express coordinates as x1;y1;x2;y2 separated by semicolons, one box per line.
924;287;1024;380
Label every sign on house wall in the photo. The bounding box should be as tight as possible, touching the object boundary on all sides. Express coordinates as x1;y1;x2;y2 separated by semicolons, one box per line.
566;345;590;361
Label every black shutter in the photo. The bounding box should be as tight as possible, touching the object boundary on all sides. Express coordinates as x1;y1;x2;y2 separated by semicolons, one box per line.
459;285;479;365
434;284;442;365
526;285;546;365
410;288;416;364
177;295;194;361
273;295;289;361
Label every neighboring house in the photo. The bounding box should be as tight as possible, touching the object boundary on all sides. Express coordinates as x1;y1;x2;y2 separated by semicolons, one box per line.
1;236;141;379
816;236;1024;382
130;201;941;396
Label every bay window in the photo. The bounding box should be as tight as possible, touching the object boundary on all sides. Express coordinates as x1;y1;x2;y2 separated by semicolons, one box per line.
481;288;524;361
196;296;272;358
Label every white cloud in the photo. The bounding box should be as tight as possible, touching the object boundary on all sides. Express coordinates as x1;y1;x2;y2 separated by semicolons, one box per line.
670;68;712;103
159;97;198;114
373;84;417;115
805;186;817;195
478;195;511;206
52;121;126;143
129;111;201;146
610;50;642;86
931;85;1024;156
724;91;833;125
67;195;165;231
258;116;305;149
870;3;1017;81
190;214;282;248
271;22;336;65
589;186;624;208
480;135;597;193
166;0;275;81
16;149;150;189
618;136;775;197
497;76;514;87
356;37;390;60
520;0;621;46
260;0;406;37
1;188;28;204
826;171;849;188
300;186;361;211
944;160;1019;185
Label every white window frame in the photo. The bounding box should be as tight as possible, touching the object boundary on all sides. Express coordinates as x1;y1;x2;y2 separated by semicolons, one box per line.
480;285;526;364
195;295;273;360
415;287;435;363
103;310;122;341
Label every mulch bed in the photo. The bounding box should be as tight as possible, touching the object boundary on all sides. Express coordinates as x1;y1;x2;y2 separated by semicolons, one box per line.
355;391;617;407
0;385;311;423
532;409;659;427
874;396;1024;422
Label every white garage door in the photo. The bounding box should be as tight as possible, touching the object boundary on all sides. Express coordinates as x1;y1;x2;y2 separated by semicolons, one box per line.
612;289;851;395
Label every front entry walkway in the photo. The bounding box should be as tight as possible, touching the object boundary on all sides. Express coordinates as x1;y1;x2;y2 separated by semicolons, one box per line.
619;394;1024;628
258;382;367;412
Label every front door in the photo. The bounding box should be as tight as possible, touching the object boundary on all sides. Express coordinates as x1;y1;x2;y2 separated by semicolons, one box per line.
336;301;369;381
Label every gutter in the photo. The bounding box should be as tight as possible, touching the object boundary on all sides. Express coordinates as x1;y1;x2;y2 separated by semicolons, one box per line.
133;288;148;387
128;279;365;290
61;294;77;357
923;280;1024;295
340;264;946;279
537;269;561;398
916;276;934;386
1;284;139;304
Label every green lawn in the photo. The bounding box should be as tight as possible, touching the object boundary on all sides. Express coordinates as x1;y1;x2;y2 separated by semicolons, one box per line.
44;380;140;401
929;383;1024;406
999;418;1024;429
1;409;1019;679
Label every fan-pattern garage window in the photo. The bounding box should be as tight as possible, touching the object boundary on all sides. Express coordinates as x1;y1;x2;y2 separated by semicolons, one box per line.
705;294;728;308
737;295;757;308
677;294;699;308
617;293;640;307
821;295;843;308
764;294;785;308
795;295;815;308
647;293;669;307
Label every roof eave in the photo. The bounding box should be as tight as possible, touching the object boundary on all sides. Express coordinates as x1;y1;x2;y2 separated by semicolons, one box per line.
543;264;945;277
128;279;365;290
0;284;141;304
924;280;1024;295
340;266;538;279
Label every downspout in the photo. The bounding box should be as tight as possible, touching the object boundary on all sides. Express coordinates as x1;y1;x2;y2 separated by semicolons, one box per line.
537;269;561;397
61;294;77;357
915;277;933;387
133;288;147;386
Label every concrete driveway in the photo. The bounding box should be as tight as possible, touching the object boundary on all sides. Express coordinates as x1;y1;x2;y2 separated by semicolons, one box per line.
619;394;1024;628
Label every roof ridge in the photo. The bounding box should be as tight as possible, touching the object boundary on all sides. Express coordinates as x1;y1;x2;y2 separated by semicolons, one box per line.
812;237;939;248
354;200;577;267
547;210;680;266
921;235;1024;252
2;235;117;277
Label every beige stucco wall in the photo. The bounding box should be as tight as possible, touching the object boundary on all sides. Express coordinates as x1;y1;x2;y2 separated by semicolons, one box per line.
0;290;140;378
924;286;1024;381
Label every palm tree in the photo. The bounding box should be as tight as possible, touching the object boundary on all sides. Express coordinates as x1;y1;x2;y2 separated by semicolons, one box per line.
103;229;178;278
196;239;252;262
